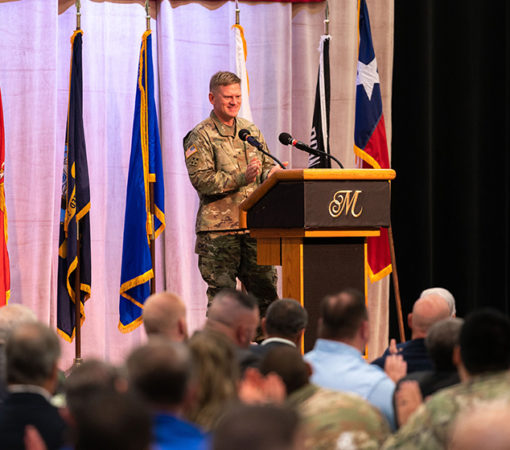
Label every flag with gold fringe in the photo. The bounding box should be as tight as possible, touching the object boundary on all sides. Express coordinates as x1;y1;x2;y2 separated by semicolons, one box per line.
0;89;10;306
232;21;253;121
57;30;91;340
354;0;392;282
119;30;165;332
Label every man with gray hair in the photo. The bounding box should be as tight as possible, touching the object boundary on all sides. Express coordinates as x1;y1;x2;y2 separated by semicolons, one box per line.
0;322;67;449
420;287;456;317
0;304;37;401
183;71;282;316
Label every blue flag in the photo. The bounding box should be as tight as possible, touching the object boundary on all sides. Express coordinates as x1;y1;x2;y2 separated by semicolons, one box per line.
57;30;92;342
119;31;165;332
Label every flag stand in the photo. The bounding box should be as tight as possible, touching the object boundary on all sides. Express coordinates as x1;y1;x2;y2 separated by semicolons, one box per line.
388;224;405;342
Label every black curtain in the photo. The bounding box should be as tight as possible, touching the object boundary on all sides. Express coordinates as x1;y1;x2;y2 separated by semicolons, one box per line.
390;0;510;338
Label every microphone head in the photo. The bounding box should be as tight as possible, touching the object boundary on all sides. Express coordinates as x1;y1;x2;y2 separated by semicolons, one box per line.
238;129;251;141
278;132;293;146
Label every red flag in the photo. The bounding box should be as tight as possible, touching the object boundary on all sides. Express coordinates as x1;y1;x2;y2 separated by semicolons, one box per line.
0;89;11;305
354;0;392;282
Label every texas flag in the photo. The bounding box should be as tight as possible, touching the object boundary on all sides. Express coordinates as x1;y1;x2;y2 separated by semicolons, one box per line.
354;0;392;282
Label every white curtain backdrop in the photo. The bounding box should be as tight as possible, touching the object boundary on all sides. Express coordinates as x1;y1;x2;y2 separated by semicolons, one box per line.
0;0;393;369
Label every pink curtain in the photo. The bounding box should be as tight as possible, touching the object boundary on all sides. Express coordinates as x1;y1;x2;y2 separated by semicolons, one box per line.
0;0;393;368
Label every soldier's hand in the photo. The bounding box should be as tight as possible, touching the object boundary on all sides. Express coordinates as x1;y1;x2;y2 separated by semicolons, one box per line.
267;162;289;179
246;157;261;184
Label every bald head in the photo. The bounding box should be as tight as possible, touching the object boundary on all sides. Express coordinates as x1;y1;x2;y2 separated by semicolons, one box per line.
420;287;456;317
449;402;510;450
142;292;187;342
206;289;259;348
409;295;451;339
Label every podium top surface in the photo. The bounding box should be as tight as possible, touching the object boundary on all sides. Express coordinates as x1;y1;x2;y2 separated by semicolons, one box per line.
240;168;396;212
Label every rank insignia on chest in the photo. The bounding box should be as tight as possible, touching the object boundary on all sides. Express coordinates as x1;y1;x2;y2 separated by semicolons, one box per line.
185;145;198;159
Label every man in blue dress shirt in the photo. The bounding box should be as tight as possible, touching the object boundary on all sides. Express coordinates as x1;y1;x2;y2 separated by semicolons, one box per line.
305;289;405;430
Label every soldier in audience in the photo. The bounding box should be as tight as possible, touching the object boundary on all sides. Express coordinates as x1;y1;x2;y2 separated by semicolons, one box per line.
259;346;391;448
0;322;67;450
384;309;510;449
142;291;188;341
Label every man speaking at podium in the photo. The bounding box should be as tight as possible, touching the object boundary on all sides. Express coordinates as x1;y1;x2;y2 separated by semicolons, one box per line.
183;71;280;317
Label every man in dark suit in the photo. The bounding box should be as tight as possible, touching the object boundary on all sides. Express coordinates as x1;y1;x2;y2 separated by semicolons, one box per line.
0;322;67;450
251;298;308;357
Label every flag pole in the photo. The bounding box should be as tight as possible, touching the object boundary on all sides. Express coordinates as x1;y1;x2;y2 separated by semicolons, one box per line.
324;1;329;35
76;0;81;31
145;0;156;294
388;222;406;342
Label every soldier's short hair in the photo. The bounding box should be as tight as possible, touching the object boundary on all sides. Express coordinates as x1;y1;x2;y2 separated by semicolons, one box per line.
126;339;192;407
425;318;463;371
460;309;510;375
209;71;241;93
214;288;258;311
260;346;309;395
265;299;308;339
319;289;367;340
213;404;301;450
6;322;60;386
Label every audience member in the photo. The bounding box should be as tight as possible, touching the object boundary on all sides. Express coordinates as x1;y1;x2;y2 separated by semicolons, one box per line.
212;404;303;450
142;291;188;341
0;322;67;450
372;294;451;372
0;304;37;401
383;309;510;449
205;289;261;370
304;289;405;429
396;318;462;404
251;298;307;357
259;346;391;448
420;287;456;317
126;339;209;450
449;401;510;450
69;390;152;450
186;330;239;430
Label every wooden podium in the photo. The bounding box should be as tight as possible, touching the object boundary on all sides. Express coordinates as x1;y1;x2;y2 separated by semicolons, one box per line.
240;169;396;351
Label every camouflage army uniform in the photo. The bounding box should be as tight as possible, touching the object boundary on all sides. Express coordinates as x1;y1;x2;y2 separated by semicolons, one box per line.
288;383;391;450
382;370;510;450
184;111;277;313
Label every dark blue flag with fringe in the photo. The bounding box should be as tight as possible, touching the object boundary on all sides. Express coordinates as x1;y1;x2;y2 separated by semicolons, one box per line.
57;30;91;342
119;31;165;333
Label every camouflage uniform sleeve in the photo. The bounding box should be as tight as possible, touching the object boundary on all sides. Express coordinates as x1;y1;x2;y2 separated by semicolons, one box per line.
184;129;247;196
381;402;443;450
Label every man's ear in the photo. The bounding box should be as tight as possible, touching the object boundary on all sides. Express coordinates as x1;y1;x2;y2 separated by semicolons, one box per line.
178;318;188;341
407;313;413;329
261;317;267;336
208;92;215;106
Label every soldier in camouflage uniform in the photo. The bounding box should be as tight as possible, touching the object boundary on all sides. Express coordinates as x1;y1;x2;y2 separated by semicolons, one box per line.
383;309;510;450
260;346;391;450
183;71;279;315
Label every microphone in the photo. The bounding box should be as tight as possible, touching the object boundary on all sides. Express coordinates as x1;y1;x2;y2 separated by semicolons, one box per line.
278;132;344;169
239;129;286;170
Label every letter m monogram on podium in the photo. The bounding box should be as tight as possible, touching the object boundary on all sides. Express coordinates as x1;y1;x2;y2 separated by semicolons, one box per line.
329;190;363;218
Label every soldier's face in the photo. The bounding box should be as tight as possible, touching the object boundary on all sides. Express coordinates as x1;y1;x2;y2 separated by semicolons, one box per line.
209;83;242;125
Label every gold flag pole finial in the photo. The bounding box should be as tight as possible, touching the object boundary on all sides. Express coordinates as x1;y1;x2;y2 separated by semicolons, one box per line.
324;1;330;35
75;0;81;31
235;0;240;25
145;0;151;31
